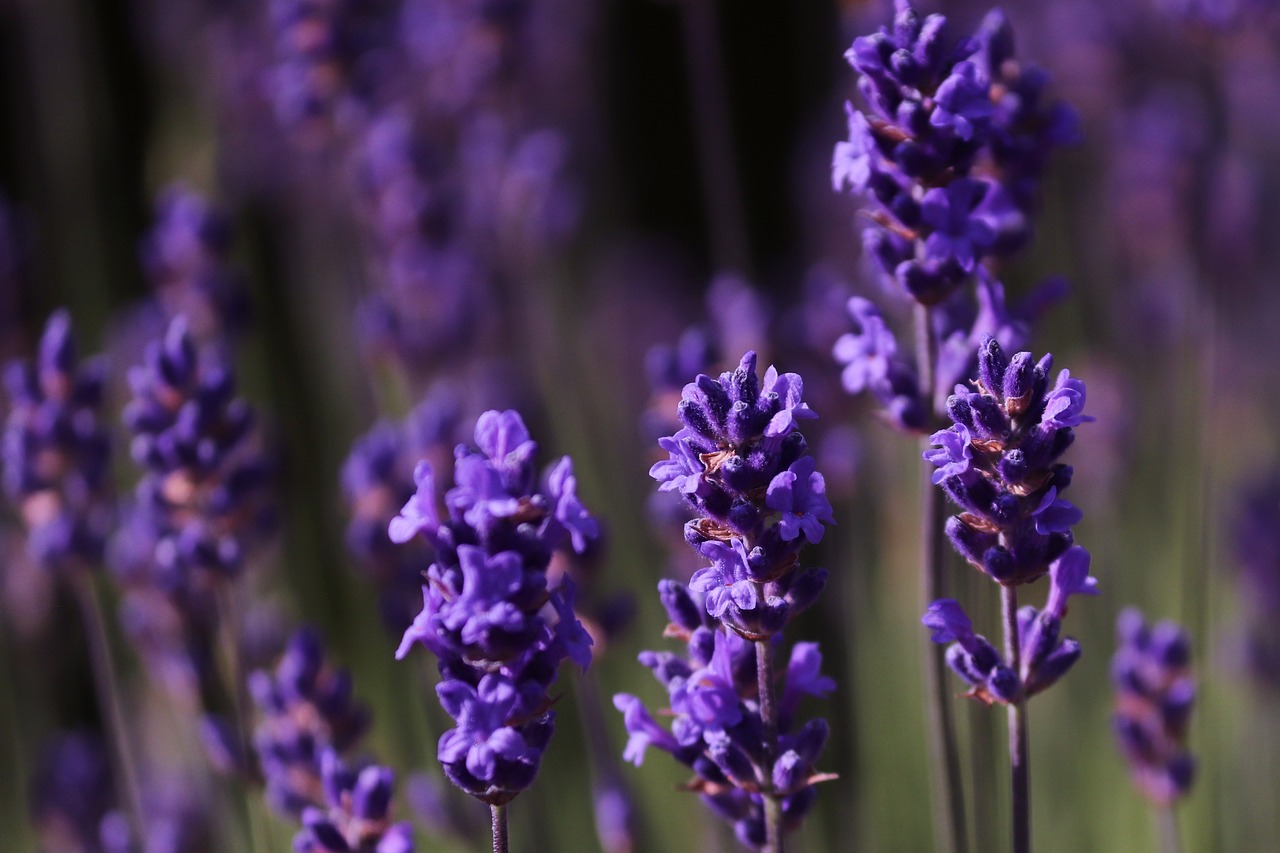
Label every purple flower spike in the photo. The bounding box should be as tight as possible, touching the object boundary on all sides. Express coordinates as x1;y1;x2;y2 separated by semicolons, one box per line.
1112;609;1196;805
3;310;112;573
928;337;1087;586
392;409;597;804
766;457;835;544
833;1;1077;303
625;351;834;842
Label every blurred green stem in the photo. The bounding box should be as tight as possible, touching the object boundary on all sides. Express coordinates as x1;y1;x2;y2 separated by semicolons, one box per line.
915;303;969;853
72;570;145;843
1156;804;1183;853
216;583;269;853
1001;585;1029;853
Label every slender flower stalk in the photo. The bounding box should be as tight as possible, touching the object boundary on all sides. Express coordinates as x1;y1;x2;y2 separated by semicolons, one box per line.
914;301;968;853
1001;585;1029;853
832;6;1077;849
390;409;597;850
921;336;1097;853
622;352;836;851
491;803;509;853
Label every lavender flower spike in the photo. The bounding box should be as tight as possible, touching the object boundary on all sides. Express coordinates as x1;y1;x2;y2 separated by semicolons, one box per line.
625;352;836;850
925;336;1090;586
3;309;112;572
392;409;598;807
293;752;415;853
1111;609;1196;807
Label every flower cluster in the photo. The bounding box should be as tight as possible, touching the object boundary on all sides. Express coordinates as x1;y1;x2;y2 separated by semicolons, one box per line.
923;545;1097;703
109;316;272;707
1111;609;1196;805
140;185;249;340
342;390;463;633
391;409;597;804
832;1;1077;304
2;310;112;572
265;0;396;138
615;581;835;848
1231;474;1280;687
649;351;832;639
249;628;371;817
116;316;272;587
293;753;414;853
630;352;835;846
924;335;1092;586
831;296;926;431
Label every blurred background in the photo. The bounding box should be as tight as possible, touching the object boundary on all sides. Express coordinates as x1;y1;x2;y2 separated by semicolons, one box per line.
0;0;1278;850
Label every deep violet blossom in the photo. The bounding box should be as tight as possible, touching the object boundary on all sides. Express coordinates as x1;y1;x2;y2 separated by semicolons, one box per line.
292;754;414;853
390;409;597;804
924;336;1093;586
1111;609;1196;805
249;628;371;818
2;310;112;572
623;353;834;848
832;1;1077;303
923;545;1098;703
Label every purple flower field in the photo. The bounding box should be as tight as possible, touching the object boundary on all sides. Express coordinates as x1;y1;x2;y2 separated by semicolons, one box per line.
0;0;1277;851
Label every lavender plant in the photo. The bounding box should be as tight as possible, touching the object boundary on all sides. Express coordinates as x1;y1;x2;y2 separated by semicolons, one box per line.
140;185;249;341
832;5;1079;850
389;408;597;850
620;352;835;852
111;316;273;711
1231;475;1280;687
922;335;1097;853
250;628;413;852
3;312;143;839
1111;609;1196;852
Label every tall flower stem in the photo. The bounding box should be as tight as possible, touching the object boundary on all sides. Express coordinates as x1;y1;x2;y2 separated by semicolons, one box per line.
71;571;145;843
915;303;968;853
491;803;509;853
1156;804;1183;853
1001;585;1030;853
755;637;785;853
216;584;268;853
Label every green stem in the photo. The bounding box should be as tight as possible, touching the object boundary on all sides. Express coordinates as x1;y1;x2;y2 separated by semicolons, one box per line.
756;637;785;853
1156;804;1183;853
1001;585;1030;853
216;583;269;853
491;803;510;853
915;303;969;853
71;571;145;842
